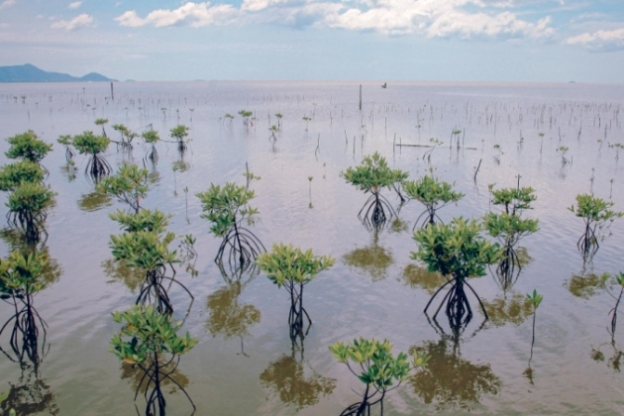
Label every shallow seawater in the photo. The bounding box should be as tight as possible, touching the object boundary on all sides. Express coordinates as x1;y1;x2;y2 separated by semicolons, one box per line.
0;81;623;415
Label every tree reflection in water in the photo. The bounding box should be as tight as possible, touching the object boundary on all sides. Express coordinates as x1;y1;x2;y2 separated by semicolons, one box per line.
492;246;532;292
0;364;59;416
206;267;261;356
480;292;533;328
102;258;146;292
121;359;190;397
77;191;112;212
409;338;501;410
259;339;335;411
343;232;393;282
567;272;610;299
591;341;624;373
401;264;447;295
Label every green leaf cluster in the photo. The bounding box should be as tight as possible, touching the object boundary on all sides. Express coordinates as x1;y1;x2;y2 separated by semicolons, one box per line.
96;162;149;209
112;123;130;137
412;218;501;280
110;231;177;271
483;212;539;241
329;338;429;389
94;118;109;126
526;289;543;309
7;182;55;214
110;209;170;233
110;304;197;365
342;152;407;193
57;134;73;146
5;130;53;163
256;243;334;288
568;194;623;223
142;130;160;144
0;161;44;192
0;250;49;297
72;131;110;155
238;110;253;118
196;182;257;237
489;184;536;214
403;175;463;208
170;125;189;141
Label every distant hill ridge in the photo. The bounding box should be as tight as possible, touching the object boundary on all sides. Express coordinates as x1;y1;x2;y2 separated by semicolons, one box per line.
0;64;115;83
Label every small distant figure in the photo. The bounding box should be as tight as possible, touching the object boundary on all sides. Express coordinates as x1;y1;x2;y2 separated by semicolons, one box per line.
381;83;387;89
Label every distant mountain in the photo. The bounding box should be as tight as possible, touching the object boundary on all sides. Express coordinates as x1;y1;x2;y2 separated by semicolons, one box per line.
0;64;115;83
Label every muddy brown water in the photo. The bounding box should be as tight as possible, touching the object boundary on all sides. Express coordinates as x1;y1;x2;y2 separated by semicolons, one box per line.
0;81;623;415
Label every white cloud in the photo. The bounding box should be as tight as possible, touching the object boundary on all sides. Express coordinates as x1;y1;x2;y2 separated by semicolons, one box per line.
115;2;239;28
566;28;624;52
427;11;553;38
50;13;93;30
322;0;553;37
115;0;554;40
0;0;16;10
69;1;82;9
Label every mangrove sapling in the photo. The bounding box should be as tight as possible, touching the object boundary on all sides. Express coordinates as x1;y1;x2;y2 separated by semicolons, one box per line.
170;124;189;154
141;129;160;164
96;163;149;214
72;131;112;180
95;118;109;137
57;135;74;161
110;229;193;315
423;137;443;163
110;209;170;234
329;338;429;416
0;161;44;192
557;145;570;165
342;152;406;230
110;304;197;416
403;174;464;229
112;123;136;151
525;289;543;383
412;218;501;331
269;125;278;142
606;272;624;341
6;182;55;242
243;163;260;190
256;244;334;338
196;182;265;273
390;169;409;204
484;182;538;289
568;194;623;259
5;131;52;166
178;234;198;277
238;110;253;127
0;250;50;366
275;112;283;128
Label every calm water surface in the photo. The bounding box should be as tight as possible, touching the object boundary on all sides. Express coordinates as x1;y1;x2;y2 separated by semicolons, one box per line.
0;81;623;415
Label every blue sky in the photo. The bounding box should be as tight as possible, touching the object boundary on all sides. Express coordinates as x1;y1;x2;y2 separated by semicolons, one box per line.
1;0;623;82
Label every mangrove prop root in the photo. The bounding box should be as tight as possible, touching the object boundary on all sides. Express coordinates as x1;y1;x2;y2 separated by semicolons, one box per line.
135;267;194;315
424;277;488;331
495;243;521;290
215;224;266;274
287;282;312;339
0;297;47;367
85;153;112;181
357;192;397;229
